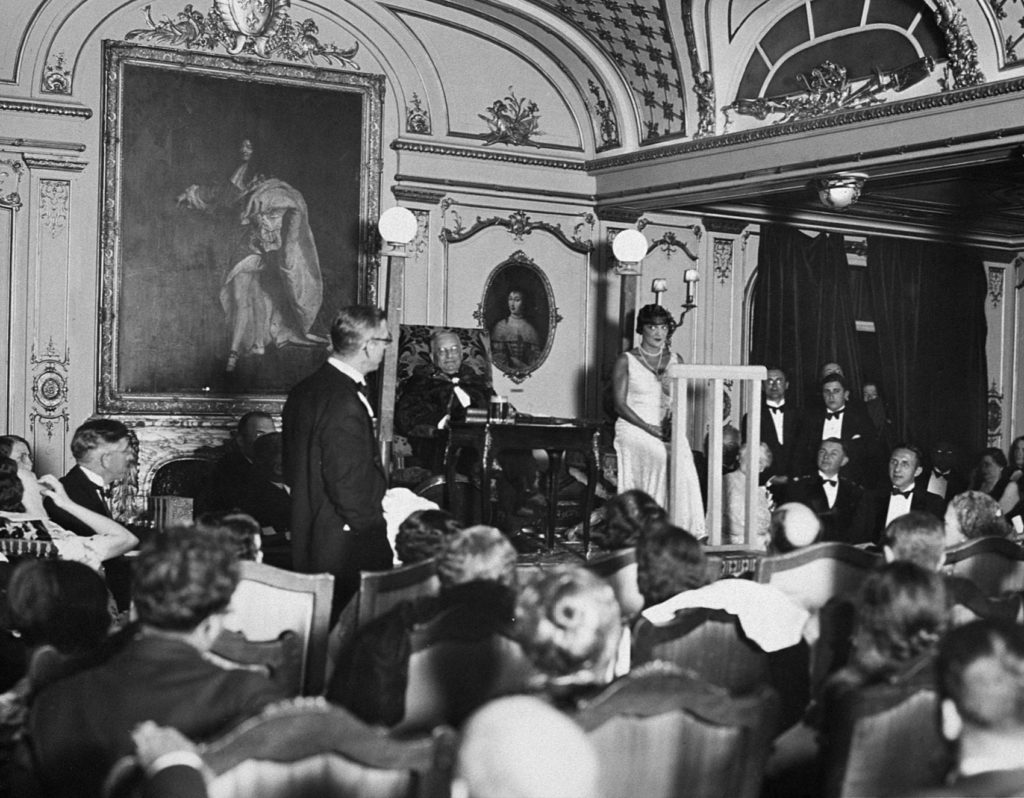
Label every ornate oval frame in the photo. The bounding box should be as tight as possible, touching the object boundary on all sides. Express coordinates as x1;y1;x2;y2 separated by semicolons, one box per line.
475;250;560;384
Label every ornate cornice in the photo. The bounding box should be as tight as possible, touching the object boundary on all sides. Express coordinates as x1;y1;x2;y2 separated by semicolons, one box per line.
391;185;447;205
0;99;91;118
23;155;87;172
702;217;749;234
596;206;645;224
590;76;1024;170
0;137;85;152
391;139;586;171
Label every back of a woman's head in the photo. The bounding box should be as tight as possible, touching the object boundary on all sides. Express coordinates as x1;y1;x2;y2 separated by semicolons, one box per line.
195;512;262;561
854;561;948;674
436;525;517;589
0;456;24;513
515;566;622;684
598;490;665;550
396;509;461;565
636;519;707;606
948;490;1003;540
7;559;110;654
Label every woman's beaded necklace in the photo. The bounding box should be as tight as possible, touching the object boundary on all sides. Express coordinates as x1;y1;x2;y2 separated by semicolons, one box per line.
636;343;669;377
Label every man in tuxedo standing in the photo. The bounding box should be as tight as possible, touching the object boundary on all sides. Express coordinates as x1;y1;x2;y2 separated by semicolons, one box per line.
797;372;875;486
282;306;393;617
748;366;802;482
849;443;944;545
785;438;863;543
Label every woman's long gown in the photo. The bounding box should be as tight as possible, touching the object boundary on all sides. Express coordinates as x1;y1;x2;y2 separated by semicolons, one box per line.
614;352;706;537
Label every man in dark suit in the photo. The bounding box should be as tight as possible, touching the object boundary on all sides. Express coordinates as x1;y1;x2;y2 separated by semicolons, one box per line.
796;372;876;486
282;306;393;616
908;619;1024;796
785;438;863;543
744;366;802;481
205;411;276;514
916;440;968;508
23;525;283;798
849;443;944;545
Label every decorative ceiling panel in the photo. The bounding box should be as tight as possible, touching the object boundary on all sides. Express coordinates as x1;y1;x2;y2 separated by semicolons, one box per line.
533;0;688;142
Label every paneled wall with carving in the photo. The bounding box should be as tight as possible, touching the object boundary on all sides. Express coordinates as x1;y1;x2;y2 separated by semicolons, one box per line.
1013;255;1024;441
438;199;598;417
986;255;1020;446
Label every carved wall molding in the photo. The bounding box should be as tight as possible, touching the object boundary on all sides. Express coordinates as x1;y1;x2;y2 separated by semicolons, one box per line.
647;229;700;262
702;217;748;234
0;99;91;118
441;206;594;253
392;139;585;170
713;238;734;283
406;93;430;135
410;209;430;259
39;181;70;238
0;159;24;211
29;338;70;441
391;185;446;204
586;79;620;151
935;0;985;90
23;155;87;172
41;52;72;95
988;265;1005;305
478;88;543;147
0;138;85;153
988;380;1004;445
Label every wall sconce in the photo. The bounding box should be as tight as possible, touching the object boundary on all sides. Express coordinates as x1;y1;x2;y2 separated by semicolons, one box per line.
611;228;649;276
651;277;668;305
679;268;699;324
377;206;418;252
814;172;867;211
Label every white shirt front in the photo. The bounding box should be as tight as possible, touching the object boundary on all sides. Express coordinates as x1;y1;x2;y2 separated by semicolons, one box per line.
818;471;838;509
822;407;845;440
885;489;913;528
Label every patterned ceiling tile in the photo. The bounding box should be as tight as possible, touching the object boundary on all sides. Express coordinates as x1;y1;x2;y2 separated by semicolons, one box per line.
534;0;688;142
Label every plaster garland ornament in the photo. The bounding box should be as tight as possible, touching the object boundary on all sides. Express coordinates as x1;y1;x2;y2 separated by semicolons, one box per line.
587;79;620;150
0;159;24;211
406;93;431;135
125;2;360;68
41;52;72;95
479;88;544;147
29;338;70;441
934;0;985;89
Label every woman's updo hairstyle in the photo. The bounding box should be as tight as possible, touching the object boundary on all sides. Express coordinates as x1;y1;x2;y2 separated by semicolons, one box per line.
635;304;677;337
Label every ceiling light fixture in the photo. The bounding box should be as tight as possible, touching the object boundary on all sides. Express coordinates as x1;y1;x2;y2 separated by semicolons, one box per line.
814;172;868;211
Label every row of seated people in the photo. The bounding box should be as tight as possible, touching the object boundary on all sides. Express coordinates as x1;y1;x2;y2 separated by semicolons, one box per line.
1;473;1024;797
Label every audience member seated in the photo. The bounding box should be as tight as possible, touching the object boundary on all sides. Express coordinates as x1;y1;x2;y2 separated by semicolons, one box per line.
884;511;1020;625
970;447;1021;516
327;524;516;727
916;441;968;509
395;329;538;518
232;432;290;537
21;525;284;797
194;512;263;562
0;457;137;570
452;695;599;798
0;559;114;783
796;372;876;487
722;442;774;545
785;438;864;543
394;509;461;566
849;444;944;545
638;519;810;659
910;619;1024;796
944;490;1010;546
204;412;276;514
127;721;207;798
0;437;32;474
591;488;665;551
515;566;623;708
1008;435;1024;483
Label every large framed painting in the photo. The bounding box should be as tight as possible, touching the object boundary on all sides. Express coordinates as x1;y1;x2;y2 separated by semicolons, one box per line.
98;41;384;414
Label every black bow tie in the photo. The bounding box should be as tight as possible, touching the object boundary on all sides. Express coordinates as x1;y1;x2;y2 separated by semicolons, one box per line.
891;487;913;498
768;405;784;415
821;478;837;487
825;410;844;421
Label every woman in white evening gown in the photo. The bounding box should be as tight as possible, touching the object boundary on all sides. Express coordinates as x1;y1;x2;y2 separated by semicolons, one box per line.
612;304;706;538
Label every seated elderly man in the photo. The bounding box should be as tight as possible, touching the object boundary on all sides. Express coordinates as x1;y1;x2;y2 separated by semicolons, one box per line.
22;525;284;798
395;328;539;518
914;620;1024;796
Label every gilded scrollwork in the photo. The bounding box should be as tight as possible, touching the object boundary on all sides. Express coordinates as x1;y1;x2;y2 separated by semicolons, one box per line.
586;80;620;151
988;266;1005;306
935;0;985;89
29;338;70;441
406;93;431;135
479;88;543;147
713;238;733;283
39;181;70;238
0;159;24;211
440;206;593;253
41;52;72;95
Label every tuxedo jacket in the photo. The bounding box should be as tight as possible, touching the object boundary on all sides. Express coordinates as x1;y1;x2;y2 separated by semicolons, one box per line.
282;363;391;578
743;402;803;477
848;487;945;545
25;633;283;798
796;403;877;484
915;468;969;507
785;474;864;543
42;464;108;538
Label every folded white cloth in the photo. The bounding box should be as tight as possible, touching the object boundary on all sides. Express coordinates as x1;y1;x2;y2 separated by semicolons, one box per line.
382;487;440;566
641;578;810;652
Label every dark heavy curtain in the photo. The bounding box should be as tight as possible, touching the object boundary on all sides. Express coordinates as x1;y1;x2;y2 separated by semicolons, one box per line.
866;237;987;455
750;225;861;409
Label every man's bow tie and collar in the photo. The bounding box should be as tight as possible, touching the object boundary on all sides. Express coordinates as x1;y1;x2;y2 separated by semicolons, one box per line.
890;487;913;498
825;409;844;421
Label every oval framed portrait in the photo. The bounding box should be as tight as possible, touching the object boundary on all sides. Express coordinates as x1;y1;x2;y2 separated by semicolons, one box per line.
476;250;558;383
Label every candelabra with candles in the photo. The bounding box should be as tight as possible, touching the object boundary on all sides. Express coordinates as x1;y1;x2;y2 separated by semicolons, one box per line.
651;270;699;324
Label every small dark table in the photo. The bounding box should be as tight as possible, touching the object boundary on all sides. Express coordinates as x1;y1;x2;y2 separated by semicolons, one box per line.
444;417;602;551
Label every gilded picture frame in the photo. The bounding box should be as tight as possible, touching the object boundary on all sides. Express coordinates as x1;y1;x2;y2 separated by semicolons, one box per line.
98;41;384;414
